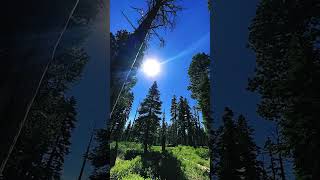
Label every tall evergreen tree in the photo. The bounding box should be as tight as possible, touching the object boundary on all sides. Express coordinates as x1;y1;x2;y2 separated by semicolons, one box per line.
177;96;187;145
248;0;320;178
187;52;211;132
0;0;100;167
236;115;265;180
217;108;266;180
135;82;162;154
3;48;88;179
168;95;178;145
188;52;213;176
183;98;194;146
217;107;240;180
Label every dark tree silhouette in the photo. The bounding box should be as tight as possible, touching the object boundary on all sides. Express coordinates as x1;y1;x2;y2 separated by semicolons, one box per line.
248;0;320;178
0;0;100;167
3;48;88;179
216;107;266;180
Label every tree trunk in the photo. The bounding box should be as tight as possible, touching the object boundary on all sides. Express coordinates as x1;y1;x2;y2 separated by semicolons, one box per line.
144;125;149;154
111;0;163;102
44;134;61;178
269;149;276;180
78;130;94;180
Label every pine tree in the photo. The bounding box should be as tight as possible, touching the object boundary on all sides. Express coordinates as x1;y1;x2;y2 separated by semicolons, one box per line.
217;108;266;180
183;98;194;146
236;114;265;180
89;129;109;180
248;0;320;178
0;0;100;168
169;95;178;146
177;96;187;145
187;52;211;132
135;81;162;154
217;107;240;180
3;48;88;179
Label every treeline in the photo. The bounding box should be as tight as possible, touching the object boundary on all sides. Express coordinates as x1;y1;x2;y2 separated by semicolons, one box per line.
212;107;290;180
212;107;266;180
121;89;207;150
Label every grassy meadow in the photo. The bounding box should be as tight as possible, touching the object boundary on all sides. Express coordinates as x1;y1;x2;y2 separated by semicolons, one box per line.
110;142;210;180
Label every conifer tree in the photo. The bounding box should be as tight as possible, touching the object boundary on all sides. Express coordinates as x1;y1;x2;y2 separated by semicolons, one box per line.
248;0;320;178
3;48;88;179
187;53;211;132
217;107;240;180
183;98;193;146
169;95;178;145
177;96;187;145
0;0;100;167
135;82;162;153
236;114;265;180
217;108;266;180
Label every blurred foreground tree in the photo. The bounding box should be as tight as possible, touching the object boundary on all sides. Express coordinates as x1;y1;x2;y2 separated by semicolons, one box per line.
3;48;88;179
248;0;320;178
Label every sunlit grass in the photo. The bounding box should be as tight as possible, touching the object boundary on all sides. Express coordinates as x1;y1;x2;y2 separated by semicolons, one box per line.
110;141;209;180
110;156;143;179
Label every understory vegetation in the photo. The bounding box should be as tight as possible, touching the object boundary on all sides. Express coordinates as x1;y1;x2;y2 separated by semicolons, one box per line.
110;142;210;180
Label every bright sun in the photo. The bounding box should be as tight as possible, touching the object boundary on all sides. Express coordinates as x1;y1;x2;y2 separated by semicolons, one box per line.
142;59;161;77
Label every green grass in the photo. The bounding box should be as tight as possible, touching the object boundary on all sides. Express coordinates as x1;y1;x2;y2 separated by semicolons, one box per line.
110;156;143;179
110;142;209;180
171;146;210;180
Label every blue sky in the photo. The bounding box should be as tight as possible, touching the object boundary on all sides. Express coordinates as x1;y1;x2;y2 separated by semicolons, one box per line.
62;16;108;179
111;0;210;125
212;0;293;177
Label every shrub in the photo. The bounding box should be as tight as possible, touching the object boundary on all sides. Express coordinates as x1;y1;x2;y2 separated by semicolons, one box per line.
110;156;142;179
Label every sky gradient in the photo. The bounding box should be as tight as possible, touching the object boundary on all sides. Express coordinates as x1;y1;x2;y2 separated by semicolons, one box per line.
110;0;210;125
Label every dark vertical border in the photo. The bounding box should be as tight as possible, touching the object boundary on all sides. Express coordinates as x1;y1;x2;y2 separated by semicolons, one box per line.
105;0;111;178
209;0;215;179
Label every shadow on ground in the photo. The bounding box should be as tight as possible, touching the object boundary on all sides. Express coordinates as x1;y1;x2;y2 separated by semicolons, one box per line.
124;149;187;180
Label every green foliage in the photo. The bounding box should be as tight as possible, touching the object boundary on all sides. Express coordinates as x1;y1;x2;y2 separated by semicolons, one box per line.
134;81;162;153
111;142;209;180
110;156;143;179
122;173;150;180
171;146;210;180
188;52;211;132
167;95;207;147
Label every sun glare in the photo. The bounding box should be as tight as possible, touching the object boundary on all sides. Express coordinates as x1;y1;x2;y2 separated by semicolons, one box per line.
142;59;161;77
